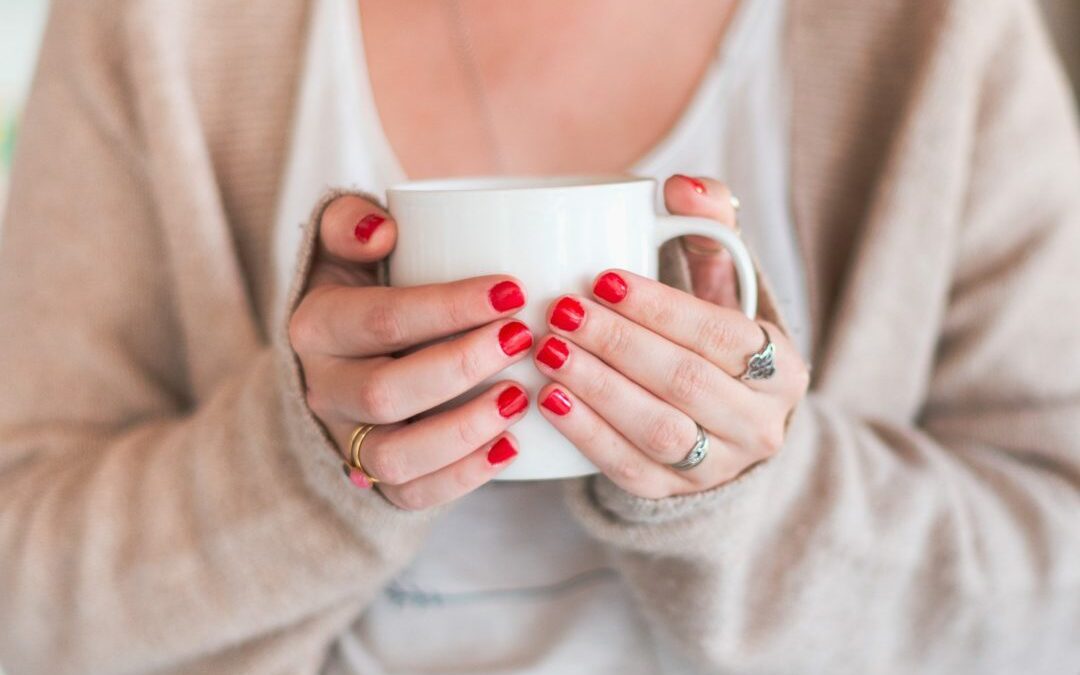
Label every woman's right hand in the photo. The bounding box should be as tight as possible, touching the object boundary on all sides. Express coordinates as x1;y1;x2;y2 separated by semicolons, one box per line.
289;195;533;510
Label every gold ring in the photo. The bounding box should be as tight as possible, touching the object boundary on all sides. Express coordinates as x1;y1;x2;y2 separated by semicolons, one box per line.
345;423;381;484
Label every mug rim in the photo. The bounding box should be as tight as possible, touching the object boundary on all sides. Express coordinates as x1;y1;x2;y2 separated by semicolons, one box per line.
387;174;654;195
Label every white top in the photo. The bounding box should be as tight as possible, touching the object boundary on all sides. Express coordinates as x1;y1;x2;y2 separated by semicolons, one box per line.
273;0;810;673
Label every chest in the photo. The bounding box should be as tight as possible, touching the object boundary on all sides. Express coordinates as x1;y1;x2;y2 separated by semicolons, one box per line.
357;0;736;177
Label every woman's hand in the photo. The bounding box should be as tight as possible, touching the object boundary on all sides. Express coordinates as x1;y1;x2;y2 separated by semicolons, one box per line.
289;195;533;510
533;176;810;499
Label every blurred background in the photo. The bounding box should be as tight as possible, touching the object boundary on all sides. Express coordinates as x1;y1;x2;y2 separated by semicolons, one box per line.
0;0;1077;213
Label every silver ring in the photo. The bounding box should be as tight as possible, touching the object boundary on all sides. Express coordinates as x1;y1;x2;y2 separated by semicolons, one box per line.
742;324;776;381
669;423;709;471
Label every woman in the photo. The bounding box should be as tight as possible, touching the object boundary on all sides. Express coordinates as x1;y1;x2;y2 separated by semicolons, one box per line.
1;0;1078;673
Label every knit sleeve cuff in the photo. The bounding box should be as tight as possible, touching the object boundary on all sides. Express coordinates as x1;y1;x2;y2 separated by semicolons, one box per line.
562;401;815;554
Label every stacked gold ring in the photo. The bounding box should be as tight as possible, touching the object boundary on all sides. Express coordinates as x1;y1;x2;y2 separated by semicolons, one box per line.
343;423;381;485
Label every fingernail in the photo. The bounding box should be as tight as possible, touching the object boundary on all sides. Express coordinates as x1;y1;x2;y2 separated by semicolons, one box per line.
487;437;518;465
489;280;525;313
498;321;533;356
354;214;386;243
343;463;372;489
497;385;528;418
675;174;707;195
536;336;569;369
541;389;573;416
550;297;584;332
593;272;628;304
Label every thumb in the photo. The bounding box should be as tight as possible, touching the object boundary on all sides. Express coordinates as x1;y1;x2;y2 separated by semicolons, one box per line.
317;193;398;265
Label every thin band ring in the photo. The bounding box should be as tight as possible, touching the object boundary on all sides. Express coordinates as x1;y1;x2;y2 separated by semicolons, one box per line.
345;422;381;484
668;423;710;471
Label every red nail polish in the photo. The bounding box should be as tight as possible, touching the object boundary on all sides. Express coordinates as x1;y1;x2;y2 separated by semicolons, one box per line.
550;297;585;332
497;385;528;418
593;272;628;304
489;280;525;313
487;437;518;465
343;464;372;489
675;174;707;195
541;389;572;416
537;336;569;369
354;214;386;243
498;321;533;356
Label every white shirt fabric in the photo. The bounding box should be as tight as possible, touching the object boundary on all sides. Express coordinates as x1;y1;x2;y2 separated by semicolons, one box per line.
272;0;810;673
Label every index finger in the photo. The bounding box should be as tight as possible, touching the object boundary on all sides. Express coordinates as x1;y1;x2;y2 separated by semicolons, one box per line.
293;275;528;357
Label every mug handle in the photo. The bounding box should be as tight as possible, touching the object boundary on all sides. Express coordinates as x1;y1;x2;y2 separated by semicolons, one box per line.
653;215;758;319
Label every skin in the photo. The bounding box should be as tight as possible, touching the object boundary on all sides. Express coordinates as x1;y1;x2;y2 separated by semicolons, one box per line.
288;2;810;509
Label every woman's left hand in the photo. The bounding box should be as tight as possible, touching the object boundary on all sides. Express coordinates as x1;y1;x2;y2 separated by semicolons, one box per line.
533;175;810;499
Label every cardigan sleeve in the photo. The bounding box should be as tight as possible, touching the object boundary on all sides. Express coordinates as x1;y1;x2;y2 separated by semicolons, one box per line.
563;1;1080;672
0;4;436;674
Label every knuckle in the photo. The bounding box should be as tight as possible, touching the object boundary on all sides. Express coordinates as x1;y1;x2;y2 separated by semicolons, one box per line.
452;410;488;449
442;291;474;330
644;413;693;458
355;371;398;423
449;460;478;494
581;368;616;403
610;458;647;486
634;478;675;501
455;344;489;385
389;484;428;511
364;444;407;486
755;420;786;457
793;362;812;396
667;357;711;406
638;293;675;328
288;304;318;354
598;319;634;359
366;303;408;349
695;314;739;358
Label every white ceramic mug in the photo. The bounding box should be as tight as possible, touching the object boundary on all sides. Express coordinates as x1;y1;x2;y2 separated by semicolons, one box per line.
387;175;757;480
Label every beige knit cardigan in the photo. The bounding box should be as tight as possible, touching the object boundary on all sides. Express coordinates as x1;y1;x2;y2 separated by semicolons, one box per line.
1;0;1079;673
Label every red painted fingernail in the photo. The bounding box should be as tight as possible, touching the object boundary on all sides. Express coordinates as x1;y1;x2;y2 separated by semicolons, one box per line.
343;464;372;489
489;280;525;313
593;272;628;304
354;214;386;243
550;297;585;332
536;336;569;369
498;321;533;356
497;385;528;418
675;174;707;195
487;437;518;465
541;389;573;416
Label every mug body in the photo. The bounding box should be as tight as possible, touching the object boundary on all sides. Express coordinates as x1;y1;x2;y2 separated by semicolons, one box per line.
387;175;658;480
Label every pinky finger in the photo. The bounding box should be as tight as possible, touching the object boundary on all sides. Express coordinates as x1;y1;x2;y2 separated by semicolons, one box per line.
378;434;520;511
536;385;686;500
